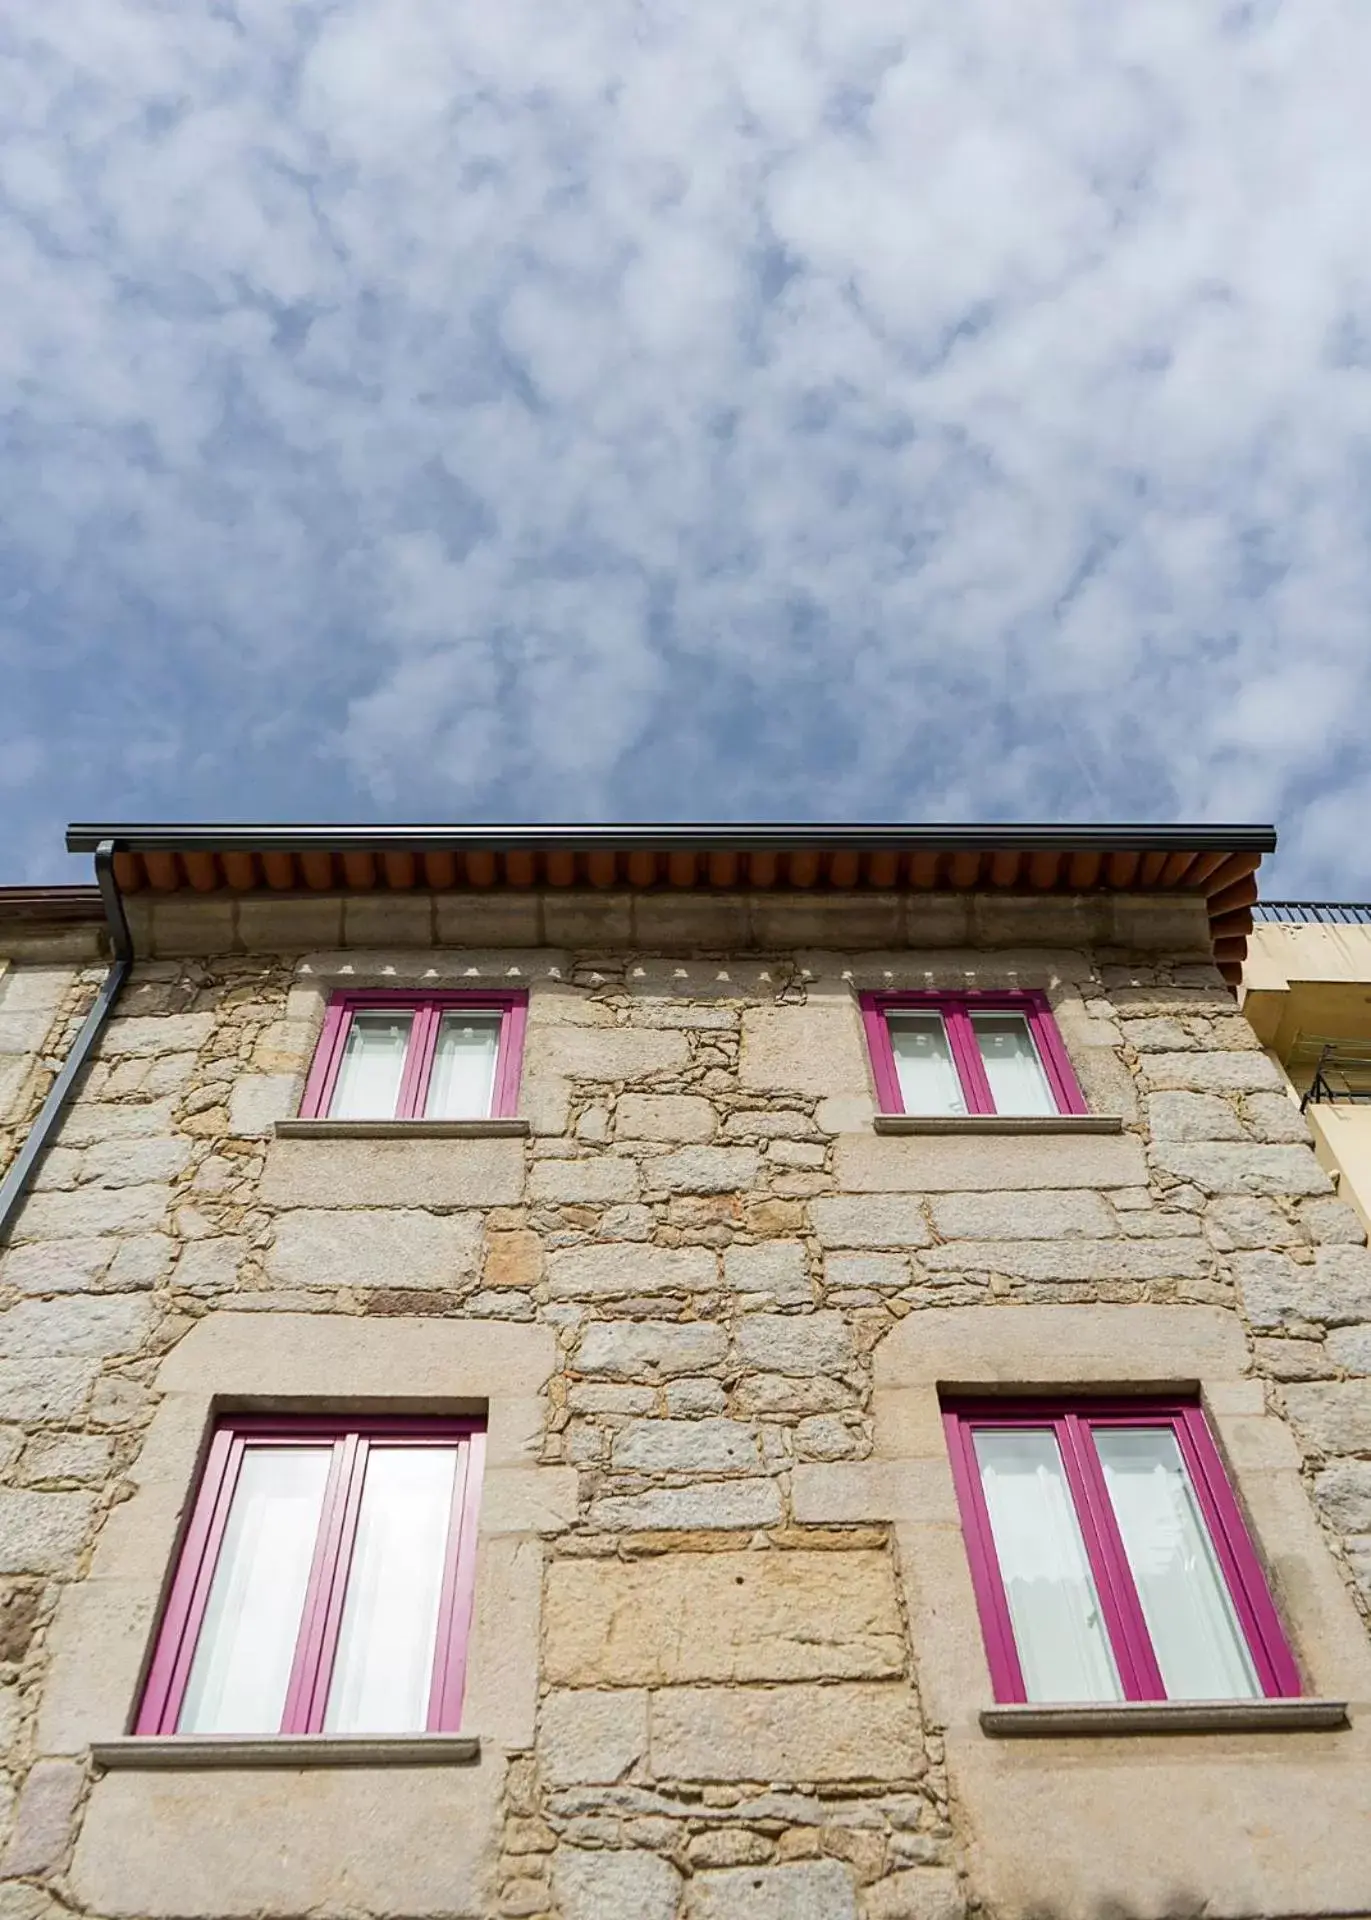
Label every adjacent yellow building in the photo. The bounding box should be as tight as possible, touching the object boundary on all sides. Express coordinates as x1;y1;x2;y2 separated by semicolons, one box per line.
1243;902;1371;1231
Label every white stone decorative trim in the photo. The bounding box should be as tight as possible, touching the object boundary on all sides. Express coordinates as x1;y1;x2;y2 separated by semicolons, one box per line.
273;1117;531;1138
91;1734;482;1770
871;1114;1124;1135
979;1700;1348;1738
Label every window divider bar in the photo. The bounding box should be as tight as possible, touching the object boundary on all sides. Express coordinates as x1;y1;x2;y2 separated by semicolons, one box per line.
280;1437;356;1736
398;1005;441;1120
1060;1414;1166;1702
300;1435;370;1735
944;1001;996;1114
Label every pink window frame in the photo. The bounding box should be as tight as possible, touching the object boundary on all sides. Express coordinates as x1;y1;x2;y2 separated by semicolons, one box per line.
943;1396;1302;1704
859;990;1087;1116
300;990;528;1120
135;1415;486;1736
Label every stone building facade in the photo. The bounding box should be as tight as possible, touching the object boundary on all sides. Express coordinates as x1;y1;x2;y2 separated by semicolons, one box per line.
0;827;1367;1920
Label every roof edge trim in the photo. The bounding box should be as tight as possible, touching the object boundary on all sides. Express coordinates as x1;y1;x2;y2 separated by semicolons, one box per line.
67;822;1279;856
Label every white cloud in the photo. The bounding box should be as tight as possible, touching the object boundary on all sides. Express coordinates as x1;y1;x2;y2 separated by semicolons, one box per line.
1;0;1369;889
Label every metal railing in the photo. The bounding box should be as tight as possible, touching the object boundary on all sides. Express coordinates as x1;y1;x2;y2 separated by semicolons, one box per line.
1294;1038;1371;1108
1253;901;1371;925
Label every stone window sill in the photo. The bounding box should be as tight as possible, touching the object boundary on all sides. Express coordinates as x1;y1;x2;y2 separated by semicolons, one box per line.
91;1734;482;1771
873;1113;1124;1136
980;1699;1347;1738
274;1118;530;1139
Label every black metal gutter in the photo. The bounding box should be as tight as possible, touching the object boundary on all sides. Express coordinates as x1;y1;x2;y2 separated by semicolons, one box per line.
68;822;1278;855
0;843;132;1247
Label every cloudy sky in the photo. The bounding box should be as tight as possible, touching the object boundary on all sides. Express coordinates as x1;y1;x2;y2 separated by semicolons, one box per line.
2;0;1368;890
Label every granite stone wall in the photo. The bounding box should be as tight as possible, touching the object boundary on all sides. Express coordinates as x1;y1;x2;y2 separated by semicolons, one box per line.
0;913;1367;1920
0;945;102;1193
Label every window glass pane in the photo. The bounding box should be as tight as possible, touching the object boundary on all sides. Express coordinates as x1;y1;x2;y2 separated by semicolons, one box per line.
331;1011;414;1119
974;1427;1122;1703
1095;1426;1260;1701
888;1013;965;1115
971;1012;1055;1115
179;1446;332;1734
425;1014;501;1120
324;1445;459;1734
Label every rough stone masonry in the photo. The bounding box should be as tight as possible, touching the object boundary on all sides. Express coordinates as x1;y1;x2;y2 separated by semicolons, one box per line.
0;889;1367;1920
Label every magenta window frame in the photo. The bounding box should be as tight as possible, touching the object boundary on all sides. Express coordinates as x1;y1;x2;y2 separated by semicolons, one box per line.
943;1396;1302;1704
135;1415;486;1737
300;989;528;1121
859;990;1087;1116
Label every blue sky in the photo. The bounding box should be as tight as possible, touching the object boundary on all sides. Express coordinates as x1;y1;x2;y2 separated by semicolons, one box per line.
3;0;1369;892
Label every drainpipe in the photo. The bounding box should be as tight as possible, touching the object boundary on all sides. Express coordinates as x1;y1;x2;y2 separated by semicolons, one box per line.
0;840;132;1245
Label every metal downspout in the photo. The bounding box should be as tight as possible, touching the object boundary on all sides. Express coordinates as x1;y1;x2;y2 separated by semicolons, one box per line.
0;840;132;1245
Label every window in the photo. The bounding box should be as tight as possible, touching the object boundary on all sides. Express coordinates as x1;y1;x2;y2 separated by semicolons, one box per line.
300;991;528;1121
860;991;1085;1117
943;1399;1301;1704
136;1417;485;1736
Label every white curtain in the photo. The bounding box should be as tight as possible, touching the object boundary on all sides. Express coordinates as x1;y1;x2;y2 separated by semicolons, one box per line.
425;1015;501;1119
974;1428;1122;1702
889;1014;965;1115
324;1446;459;1734
970;1013;1054;1115
1096;1427;1259;1700
179;1447;332;1734
331;1012;413;1118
